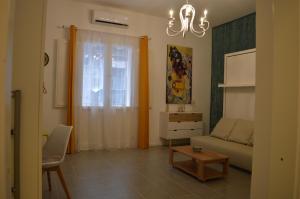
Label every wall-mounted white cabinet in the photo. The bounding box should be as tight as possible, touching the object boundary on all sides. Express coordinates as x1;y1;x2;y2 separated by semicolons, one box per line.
220;49;256;120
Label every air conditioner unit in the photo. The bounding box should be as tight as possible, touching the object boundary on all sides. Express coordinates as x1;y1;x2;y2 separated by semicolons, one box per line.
91;10;129;28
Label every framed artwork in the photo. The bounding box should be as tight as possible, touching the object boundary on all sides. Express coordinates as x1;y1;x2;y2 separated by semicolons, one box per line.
166;45;192;104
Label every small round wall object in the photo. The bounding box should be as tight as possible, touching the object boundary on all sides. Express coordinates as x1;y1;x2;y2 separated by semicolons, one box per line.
44;52;49;66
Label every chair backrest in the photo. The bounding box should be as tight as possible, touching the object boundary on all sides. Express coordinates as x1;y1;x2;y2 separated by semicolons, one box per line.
43;125;73;163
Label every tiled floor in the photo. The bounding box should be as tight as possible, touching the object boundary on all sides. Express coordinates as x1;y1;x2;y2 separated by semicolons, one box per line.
43;147;251;199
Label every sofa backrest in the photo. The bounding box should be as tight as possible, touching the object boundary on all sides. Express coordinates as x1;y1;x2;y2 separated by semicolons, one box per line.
210;118;237;140
228;119;254;145
211;118;254;146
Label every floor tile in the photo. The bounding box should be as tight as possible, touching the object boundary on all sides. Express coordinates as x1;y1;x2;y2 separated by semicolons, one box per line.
43;147;251;199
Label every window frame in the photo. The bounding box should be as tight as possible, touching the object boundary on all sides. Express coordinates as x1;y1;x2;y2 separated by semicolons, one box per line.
81;42;133;108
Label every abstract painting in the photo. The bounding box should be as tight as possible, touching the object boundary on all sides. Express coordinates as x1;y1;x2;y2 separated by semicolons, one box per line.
166;45;192;104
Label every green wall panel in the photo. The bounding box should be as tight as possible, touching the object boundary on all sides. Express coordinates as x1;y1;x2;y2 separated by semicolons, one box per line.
210;13;256;131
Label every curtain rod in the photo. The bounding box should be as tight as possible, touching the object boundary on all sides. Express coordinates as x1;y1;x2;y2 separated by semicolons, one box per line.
57;25;151;40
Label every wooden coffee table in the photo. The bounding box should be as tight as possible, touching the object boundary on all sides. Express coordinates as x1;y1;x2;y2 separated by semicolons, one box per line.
169;146;229;181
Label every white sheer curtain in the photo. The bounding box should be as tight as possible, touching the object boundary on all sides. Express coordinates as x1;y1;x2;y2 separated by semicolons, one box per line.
74;30;139;150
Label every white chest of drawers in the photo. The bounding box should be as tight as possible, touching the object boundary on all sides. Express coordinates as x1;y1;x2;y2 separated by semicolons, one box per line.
159;112;203;145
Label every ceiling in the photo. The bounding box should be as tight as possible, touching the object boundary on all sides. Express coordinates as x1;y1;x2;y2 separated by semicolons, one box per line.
79;0;255;26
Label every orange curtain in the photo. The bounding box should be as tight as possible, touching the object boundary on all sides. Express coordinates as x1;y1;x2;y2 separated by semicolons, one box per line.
138;36;149;149
67;25;77;154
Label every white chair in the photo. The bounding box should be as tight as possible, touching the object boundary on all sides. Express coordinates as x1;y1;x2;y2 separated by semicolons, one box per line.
43;125;73;199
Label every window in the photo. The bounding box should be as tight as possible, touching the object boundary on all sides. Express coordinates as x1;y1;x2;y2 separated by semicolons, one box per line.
81;43;132;107
82;42;104;107
111;46;132;107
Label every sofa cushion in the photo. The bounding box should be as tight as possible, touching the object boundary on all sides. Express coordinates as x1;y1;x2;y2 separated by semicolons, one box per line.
210;118;237;140
228;119;254;145
191;135;253;171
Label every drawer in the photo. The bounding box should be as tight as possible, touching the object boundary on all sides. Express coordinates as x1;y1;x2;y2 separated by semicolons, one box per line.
169;113;202;122
167;129;203;139
168;121;203;131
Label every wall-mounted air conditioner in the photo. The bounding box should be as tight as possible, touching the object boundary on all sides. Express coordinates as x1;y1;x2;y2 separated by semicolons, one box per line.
91;10;129;28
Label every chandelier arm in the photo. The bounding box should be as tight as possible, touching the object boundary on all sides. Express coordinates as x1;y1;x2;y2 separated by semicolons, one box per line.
166;29;183;37
191;31;206;38
167;21;185;34
189;6;196;29
189;9;206;38
167;4;190;37
166;26;184;36
200;20;210;31
190;28;206;38
190;21;210;36
190;25;205;37
168;28;182;34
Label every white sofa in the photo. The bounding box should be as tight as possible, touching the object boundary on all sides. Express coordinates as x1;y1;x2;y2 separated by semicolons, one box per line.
191;118;254;171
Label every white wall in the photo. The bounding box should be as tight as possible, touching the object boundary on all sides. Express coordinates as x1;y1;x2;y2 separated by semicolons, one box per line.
44;0;212;146
295;2;300;198
0;0;14;198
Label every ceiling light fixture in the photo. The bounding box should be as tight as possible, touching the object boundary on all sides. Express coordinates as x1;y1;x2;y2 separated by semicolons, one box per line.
166;0;209;38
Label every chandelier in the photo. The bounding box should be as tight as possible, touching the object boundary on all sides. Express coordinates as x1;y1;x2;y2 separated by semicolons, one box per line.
166;0;209;38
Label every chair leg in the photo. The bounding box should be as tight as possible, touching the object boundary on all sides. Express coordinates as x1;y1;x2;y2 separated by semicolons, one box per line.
56;166;71;199
46;171;52;191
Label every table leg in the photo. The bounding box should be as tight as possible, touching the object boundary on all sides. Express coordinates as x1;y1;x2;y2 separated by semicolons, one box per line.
169;148;174;166
169;139;172;148
197;162;206;181
223;159;229;176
